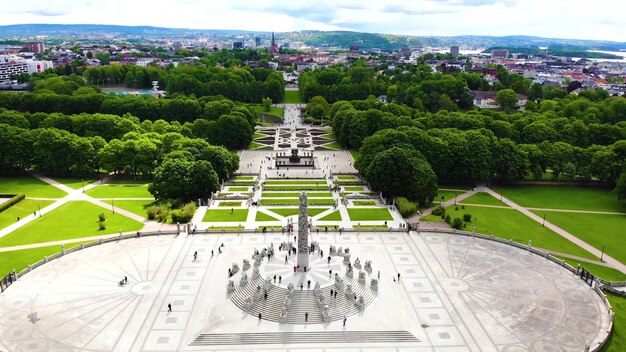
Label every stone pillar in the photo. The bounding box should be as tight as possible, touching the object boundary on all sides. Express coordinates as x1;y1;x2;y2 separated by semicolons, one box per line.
297;191;309;269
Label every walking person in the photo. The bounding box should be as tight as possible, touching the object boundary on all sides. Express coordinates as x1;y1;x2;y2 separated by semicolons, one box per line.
124;276;128;284
377;270;380;280
167;303;172;312
193;251;198;261
305;312;309;322
343;315;347;327
258;313;262;322
397;273;401;282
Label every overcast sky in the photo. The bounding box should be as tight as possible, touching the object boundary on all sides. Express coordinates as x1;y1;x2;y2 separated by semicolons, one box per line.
3;0;626;42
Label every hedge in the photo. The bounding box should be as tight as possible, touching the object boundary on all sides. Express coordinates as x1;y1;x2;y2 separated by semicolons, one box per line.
0;194;25;213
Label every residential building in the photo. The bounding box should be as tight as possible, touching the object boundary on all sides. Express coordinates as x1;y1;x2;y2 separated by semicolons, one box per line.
491;50;509;59
450;46;460;56
471;90;527;109
25;42;45;53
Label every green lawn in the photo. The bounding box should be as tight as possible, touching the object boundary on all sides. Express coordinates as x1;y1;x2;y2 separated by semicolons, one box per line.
532;211;626;265
434;190;462;203
501;185;624;212
202;209;249;222
0;176;66;198
252;133;267;139
461;193;507;207
347;208;393;221
50;177;97;190
0;199;54;230
265;180;325;185
236;176;254;181
319;210;342;221
264;185;329;191
262;192;332;198
102;200;155;218
350;150;361;162
255;212;281;221
323;142;342;150
283;90;302;104
353;200;376;206
261;198;335;206
104;178;150;185
0;243;83;276
338;176;357;180
422;205;597;260
603;292;626;352
319;133;337;141
344;186;365;192
227;186;250;192
219;201;242;207
0;201;144;247
268;208;329;217
85;185;153;198
552;256;626;282
247;141;265;149
250;105;284;118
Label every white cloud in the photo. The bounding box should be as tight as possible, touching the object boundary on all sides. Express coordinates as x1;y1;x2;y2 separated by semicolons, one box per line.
1;0;625;42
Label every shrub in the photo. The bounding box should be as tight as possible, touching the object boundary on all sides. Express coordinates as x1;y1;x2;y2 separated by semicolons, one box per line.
431;206;446;216
98;220;106;230
147;205;170;222
463;213;472;222
396;197;417;218
0;193;25;213
455;206;458;211
171;209;193;223
182;201;197;215
304;116;315;124
445;215;451;224
98;213;106;222
452;217;464;229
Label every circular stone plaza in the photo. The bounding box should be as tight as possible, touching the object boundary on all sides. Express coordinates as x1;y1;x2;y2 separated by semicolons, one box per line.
0;108;614;352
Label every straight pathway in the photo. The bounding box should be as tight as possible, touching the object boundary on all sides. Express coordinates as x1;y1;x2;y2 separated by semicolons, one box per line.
482;187;626;275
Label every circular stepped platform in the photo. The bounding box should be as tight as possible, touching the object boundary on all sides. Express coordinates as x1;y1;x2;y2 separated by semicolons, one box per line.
229;274;377;324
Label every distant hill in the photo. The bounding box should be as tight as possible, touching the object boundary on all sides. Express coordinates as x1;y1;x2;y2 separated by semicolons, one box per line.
1;24;625;52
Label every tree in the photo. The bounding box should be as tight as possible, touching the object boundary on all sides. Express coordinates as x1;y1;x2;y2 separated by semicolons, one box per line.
495;89;518;111
262;97;272;112
365;147;437;206
149;155;219;201
616;167;626;205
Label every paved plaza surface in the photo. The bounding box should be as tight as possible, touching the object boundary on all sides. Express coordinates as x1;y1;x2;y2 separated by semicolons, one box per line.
0;231;611;351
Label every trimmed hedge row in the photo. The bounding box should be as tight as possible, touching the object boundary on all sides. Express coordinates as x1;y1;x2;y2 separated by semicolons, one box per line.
0;193;25;213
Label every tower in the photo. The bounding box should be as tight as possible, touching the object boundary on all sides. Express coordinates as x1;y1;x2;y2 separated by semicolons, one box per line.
270;32;278;55
297;191;309;269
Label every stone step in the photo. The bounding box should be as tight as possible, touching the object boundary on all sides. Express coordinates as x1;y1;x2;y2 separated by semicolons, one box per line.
190;330;419;346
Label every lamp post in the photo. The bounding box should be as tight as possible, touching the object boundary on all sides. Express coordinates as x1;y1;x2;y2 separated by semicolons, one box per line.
600;244;605;262
81;178;85;193
112;199;115;214
37;203;41;217
542;213;546;227
454;191;457;205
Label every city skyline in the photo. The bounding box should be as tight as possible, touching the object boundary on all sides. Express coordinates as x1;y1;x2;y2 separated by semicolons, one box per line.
2;0;626;43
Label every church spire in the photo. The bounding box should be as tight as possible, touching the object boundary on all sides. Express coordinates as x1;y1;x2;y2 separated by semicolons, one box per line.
270;32;278;55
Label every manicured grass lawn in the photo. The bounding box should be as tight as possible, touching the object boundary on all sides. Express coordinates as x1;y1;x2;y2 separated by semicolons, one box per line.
207;226;245;231
261;198;335;206
323;142;342;150
104;178;150;185
251;105;284;118
235;176;254;181
338;176;357;180
344;186;365;192
0;201;144;247
0;176;66;198
347;208;393;221
85;185;153;198
268;208;329;217
434;190;461;202
319;133;336;141
461;192;507;207
265;180;325;185
603;292;626;352
219;201;242;207
0;242;83;276
532;211;626;265
350;150;361;162
102;200;155;218
262;192;333;198
255;212;281;221
264;185;329;191
422;205;597;260
227;187;250;192
501;185;624;212
202;209;249;222
252;133;267;139
50;177;97;190
319;210;342;221
552;255;626;282
353;200;376;206
247;142;265;149
0;199;54;230
355;225;389;229
283;90;302;104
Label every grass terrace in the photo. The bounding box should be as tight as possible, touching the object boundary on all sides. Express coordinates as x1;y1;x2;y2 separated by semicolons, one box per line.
500;185;625;212
0;201;144;247
0;176;66;198
102;200;156;218
85;185;153;198
202;209;249;222
235;176;255;181
266;208;329;218
0;242;84;276
50;177;97;190
347;208;393;221
434;190;462;203
264;185;329;191
460;193;508;207
250;105;285;118
104;178;150;185
255;212;282;222
0;199;54;230
604;293;626;352
226;187;250;192
262;192;333;198
260;198;335;206
283;90;302;104
337;175;358;180
343;186;365;192
265;180;326;185
352;200;377;206
422;205;597;260
552;256;626;282
318;210;342;221
219;201;243;207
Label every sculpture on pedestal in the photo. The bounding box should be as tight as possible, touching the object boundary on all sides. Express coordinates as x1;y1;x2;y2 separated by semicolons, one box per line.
297;191;310;269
